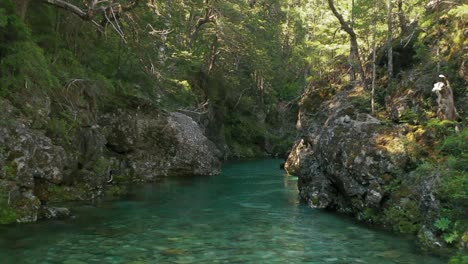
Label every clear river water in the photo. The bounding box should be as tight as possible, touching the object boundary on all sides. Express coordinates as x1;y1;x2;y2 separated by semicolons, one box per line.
0;159;447;263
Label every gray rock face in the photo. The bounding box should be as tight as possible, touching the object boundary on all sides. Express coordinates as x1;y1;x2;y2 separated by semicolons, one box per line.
167;112;222;175
285;86;451;251
0;98;68;223
285;87;412;212
101;109;221;179
0;97;221;224
0;123;67;188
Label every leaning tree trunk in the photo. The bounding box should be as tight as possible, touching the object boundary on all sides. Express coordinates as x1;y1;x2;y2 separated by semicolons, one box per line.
327;0;365;85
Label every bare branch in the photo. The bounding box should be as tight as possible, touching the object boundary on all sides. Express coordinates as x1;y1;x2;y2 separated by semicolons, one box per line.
41;0;90;20
146;24;173;36
196;7;217;29
40;0;140;38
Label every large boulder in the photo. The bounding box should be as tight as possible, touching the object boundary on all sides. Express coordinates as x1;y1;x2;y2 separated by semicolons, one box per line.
285;85;457;251
286;87;412;212
101;109;221;180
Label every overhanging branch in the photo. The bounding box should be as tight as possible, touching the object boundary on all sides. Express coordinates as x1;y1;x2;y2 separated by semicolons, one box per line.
40;0;141;38
41;0;90;20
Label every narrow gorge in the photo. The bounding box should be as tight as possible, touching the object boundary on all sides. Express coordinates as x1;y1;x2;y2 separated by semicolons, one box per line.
0;0;466;263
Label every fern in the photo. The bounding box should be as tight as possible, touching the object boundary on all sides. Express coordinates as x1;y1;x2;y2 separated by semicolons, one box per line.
434;217;451;231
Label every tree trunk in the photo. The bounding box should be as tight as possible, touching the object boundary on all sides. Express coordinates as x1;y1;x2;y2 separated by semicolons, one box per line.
327;0;365;85
349;0;356;81
371;2;378;114
15;0;31;19
397;0;407;33
387;0;393;82
207;37;219;75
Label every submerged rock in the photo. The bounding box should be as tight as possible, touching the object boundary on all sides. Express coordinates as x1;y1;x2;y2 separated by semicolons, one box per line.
40;206;71;219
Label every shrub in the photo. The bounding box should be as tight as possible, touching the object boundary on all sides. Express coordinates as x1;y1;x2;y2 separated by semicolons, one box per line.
383;199;422;234
440;129;468;156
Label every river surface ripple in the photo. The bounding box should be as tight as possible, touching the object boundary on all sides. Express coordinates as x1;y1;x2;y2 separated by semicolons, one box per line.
0;159;447;263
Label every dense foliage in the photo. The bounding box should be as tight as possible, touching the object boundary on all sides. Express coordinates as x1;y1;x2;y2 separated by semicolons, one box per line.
0;0;466;258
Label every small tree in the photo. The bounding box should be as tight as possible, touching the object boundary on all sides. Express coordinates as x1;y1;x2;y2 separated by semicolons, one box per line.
327;0;366;85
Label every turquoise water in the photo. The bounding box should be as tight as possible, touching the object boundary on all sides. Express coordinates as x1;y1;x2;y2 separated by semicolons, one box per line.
0;159;446;263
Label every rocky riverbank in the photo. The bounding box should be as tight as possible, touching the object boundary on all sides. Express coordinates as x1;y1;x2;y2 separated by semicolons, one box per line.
0;96;221;224
285;84;467;253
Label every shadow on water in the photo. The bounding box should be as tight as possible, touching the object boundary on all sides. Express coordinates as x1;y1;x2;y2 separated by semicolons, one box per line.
0;159;448;264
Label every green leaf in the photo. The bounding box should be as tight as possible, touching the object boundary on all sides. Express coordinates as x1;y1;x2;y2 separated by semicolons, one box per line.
434;217;451;231
448;5;468;18
443;231;459;244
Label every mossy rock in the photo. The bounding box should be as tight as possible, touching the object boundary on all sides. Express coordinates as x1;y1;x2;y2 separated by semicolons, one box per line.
104;184;128;199
11;193;41;223
0;185;17;224
48;184;90;202
361;208;380;222
0;199;17;224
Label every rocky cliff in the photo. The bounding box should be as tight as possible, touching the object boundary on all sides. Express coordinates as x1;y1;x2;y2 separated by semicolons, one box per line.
285;84;466;252
0;96;221;224
286;87;411;211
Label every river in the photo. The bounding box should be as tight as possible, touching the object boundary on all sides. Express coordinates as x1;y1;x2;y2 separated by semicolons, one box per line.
0;159;446;263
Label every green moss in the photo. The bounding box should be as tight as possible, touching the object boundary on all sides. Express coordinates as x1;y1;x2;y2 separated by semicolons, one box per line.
362;208;379;222
0;187;16;224
2;163;16;181
45;117;76;147
105;185;128;199
48;184;89;202
12;194;41;222
0;207;16;224
48;185;75;202
92;157;110;176
426;118;458;137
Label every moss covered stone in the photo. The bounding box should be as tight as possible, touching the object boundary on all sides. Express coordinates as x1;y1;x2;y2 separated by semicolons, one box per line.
0;187;16;224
